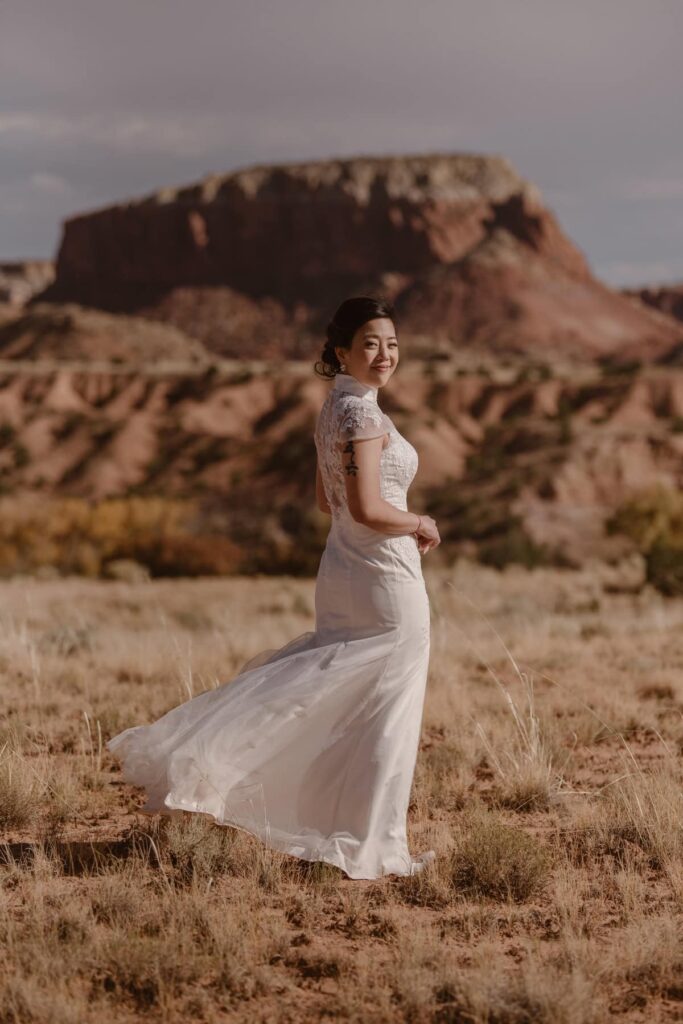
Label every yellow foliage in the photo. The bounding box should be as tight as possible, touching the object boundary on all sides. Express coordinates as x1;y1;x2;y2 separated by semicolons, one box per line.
0;495;240;578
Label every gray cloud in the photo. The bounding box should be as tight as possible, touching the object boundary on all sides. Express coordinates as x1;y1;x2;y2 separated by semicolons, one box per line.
1;0;682;286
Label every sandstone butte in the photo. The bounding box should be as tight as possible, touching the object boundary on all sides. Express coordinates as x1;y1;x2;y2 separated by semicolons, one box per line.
2;151;682;574
38;152;683;365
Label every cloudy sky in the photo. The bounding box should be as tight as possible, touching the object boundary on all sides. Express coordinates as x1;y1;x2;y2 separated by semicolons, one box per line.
1;0;682;286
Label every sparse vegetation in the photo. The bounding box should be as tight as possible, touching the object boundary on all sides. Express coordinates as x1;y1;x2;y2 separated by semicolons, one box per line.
1;562;682;1021
0;361;681;584
449;807;551;900
0;495;243;578
479;520;560;570
607;486;683;595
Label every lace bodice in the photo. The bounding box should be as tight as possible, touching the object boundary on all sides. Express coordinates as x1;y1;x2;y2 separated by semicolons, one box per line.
314;373;419;520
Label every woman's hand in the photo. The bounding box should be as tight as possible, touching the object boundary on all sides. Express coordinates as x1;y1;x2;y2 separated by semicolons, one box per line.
414;515;440;555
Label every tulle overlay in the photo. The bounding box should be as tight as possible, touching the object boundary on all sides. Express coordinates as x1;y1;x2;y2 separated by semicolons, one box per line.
107;372;431;880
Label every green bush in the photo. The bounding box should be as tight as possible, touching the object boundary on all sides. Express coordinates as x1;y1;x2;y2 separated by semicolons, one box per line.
479;520;561;570
607;487;683;595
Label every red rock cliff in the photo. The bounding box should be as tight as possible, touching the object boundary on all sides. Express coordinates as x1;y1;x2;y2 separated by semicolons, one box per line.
40;153;683;363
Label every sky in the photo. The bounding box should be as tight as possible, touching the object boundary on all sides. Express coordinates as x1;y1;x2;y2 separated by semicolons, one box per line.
1;0;682;287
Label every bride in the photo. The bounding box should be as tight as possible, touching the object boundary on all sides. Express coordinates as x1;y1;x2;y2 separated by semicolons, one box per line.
107;295;441;879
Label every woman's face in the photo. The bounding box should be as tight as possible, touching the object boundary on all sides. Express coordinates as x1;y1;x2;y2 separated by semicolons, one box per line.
335;318;399;388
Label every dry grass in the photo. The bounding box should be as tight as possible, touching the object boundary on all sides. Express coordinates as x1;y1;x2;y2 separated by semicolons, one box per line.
1;561;683;1022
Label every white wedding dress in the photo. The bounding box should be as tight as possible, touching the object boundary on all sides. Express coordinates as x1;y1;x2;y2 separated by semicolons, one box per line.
107;371;433;879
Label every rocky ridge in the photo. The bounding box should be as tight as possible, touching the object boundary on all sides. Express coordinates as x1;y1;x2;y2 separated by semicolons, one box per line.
37;153;683;364
0;360;681;572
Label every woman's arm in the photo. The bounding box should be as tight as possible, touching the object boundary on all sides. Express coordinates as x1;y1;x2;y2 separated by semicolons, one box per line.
316;460;331;514
340;435;420;536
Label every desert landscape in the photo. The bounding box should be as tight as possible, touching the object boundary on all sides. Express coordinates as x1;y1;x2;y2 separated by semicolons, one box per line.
1;148;683;1022
0;155;683;584
1;563;682;1021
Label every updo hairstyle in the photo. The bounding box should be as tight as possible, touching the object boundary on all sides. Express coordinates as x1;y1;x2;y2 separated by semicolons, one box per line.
314;295;395;379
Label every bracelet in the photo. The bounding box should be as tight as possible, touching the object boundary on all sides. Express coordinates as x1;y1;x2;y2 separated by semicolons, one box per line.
414;514;422;534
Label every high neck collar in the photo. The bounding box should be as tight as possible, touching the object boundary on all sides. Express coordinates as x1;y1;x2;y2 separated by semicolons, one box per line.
333;372;378;402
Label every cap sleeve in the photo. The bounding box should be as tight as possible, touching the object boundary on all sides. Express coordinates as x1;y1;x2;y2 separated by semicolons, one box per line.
338;396;391;444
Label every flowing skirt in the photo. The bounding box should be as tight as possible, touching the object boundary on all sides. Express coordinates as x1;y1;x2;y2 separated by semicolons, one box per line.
106;548;431;879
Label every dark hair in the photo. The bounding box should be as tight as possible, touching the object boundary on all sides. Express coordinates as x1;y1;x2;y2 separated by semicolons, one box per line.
314;295;396;379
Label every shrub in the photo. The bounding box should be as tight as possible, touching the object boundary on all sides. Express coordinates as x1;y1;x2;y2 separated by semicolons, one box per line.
139;533;241;577
0;421;16;446
478;520;559;570
449;809;551;901
607;487;683;595
0;746;43;829
0;495;243;578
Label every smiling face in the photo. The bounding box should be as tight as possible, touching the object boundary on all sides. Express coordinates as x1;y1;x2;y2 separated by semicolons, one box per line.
334;318;399;388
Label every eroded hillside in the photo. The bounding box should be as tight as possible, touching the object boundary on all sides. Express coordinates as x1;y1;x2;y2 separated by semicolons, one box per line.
0;358;681;574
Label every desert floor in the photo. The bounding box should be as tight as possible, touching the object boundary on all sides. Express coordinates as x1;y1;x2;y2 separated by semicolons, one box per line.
1;561;682;1022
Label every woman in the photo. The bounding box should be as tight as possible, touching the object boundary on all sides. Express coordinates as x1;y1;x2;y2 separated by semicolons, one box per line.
107;296;441;880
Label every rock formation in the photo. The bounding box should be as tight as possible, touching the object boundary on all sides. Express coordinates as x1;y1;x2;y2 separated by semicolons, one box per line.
38;153;683;363
4;152;680;577
0;361;681;570
0;303;211;364
624;282;683;325
0;260;54;306
396;193;683;363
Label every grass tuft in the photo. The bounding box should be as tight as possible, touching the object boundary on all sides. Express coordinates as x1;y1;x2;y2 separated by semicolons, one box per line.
449;808;551;902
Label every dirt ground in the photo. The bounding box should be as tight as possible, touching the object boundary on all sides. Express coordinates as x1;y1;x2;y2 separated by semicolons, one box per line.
1;561;682;1022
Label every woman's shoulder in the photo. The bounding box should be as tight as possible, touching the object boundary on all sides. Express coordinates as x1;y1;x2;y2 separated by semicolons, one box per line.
317;390;394;438
335;396;394;444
